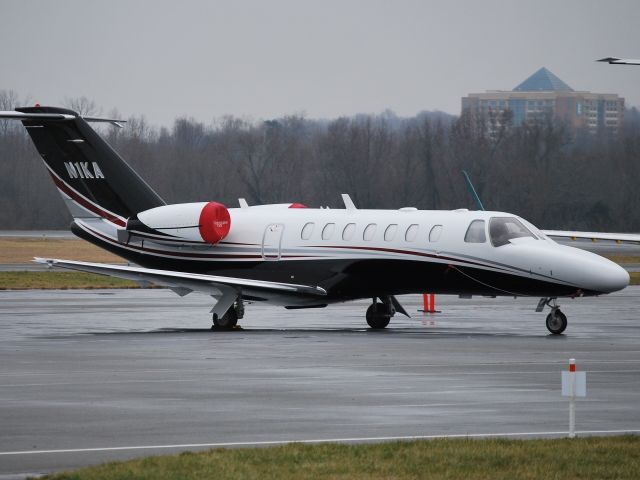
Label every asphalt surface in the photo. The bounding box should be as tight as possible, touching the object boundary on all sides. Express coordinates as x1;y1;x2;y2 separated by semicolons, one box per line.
0;231;75;239
0;289;639;478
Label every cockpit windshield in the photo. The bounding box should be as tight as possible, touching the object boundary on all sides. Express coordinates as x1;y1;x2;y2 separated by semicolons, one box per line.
489;217;537;247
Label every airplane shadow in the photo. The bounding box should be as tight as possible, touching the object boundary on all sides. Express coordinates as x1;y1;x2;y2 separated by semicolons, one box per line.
37;326;552;340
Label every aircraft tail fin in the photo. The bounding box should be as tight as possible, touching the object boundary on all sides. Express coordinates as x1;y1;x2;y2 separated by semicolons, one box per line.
1;106;165;226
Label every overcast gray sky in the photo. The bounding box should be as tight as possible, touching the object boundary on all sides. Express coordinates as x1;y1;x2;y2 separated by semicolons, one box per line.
2;0;639;127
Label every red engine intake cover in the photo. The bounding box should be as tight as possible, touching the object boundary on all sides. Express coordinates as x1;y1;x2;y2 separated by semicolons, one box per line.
198;202;231;244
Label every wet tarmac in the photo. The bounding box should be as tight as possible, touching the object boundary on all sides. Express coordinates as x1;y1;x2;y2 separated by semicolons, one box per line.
0;231;75;239
0;289;639;478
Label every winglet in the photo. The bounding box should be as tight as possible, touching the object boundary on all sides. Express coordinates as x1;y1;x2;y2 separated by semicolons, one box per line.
33;257;52;265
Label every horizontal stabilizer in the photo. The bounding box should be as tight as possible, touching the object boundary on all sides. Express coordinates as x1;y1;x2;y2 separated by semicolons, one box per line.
0;111;75;121
0;110;126;127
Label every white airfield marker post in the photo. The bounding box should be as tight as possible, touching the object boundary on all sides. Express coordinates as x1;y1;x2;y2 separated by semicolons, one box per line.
561;358;587;438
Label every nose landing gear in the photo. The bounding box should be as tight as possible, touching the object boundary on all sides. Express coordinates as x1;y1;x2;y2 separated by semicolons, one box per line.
546;308;567;334
537;297;567;334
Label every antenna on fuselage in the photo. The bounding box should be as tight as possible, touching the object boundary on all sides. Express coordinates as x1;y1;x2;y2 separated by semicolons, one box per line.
341;194;357;210
462;171;485;211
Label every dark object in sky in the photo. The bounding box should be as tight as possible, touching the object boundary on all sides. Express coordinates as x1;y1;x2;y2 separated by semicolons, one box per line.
597;57;640;65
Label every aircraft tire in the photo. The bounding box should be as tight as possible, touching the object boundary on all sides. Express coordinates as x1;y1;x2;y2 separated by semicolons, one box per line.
212;308;238;330
546;309;567;335
366;302;391;329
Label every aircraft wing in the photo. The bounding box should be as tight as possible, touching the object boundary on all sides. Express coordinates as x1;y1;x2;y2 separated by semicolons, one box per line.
33;258;327;299
542;230;640;245
597;57;640;65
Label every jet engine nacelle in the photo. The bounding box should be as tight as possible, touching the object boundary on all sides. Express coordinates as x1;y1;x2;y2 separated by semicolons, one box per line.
134;201;231;244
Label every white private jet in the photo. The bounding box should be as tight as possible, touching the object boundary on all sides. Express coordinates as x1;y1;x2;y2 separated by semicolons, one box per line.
0;106;633;335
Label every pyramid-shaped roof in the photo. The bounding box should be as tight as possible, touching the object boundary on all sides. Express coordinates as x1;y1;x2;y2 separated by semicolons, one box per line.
513;67;573;92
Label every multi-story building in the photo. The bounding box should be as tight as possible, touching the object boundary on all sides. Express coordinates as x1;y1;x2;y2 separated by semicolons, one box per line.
461;67;624;134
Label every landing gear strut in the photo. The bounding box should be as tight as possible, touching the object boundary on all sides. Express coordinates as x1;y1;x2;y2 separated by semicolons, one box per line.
537;297;567;335
211;295;244;331
212;308;238;330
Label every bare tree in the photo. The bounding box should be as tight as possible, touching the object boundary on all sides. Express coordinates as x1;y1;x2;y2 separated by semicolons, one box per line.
63;96;102;116
1;95;639;232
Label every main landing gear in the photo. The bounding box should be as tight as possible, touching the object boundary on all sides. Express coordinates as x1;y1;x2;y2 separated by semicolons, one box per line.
366;301;392;329
537;297;567;335
366;296;410;329
211;295;245;331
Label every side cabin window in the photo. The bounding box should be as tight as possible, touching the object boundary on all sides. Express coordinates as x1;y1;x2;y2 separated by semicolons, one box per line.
429;225;443;242
384;224;398;242
464;220;486;243
489;217;536;247
363;223;377;241
342;223;356;241
301;222;314;240
322;223;336;240
405;224;418;242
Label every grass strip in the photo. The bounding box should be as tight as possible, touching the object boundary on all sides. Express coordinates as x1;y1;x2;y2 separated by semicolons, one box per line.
0;238;122;264
605;254;640;264
38;435;640;480
629;272;640;285
0;271;139;290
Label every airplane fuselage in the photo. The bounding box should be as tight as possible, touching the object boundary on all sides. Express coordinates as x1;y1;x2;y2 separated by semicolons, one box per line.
71;205;629;307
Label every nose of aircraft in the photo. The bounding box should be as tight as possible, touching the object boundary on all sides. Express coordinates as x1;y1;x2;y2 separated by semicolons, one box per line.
590;257;630;293
563;246;630;294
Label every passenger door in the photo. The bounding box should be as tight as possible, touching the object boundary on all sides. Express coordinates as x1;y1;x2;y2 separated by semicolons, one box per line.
262;224;284;260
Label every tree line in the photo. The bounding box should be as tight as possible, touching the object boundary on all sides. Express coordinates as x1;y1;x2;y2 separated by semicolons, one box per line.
1;90;640;232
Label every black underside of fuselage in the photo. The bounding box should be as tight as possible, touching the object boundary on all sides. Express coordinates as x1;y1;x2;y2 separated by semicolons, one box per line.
72;223;595;301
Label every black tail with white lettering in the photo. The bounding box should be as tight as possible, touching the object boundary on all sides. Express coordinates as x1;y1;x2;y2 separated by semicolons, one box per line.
16;106;165;226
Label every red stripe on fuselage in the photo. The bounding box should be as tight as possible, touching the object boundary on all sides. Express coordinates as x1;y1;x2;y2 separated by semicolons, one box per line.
310;244;509;272
78;221;505;274
78;222;314;261
46;169;126;227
